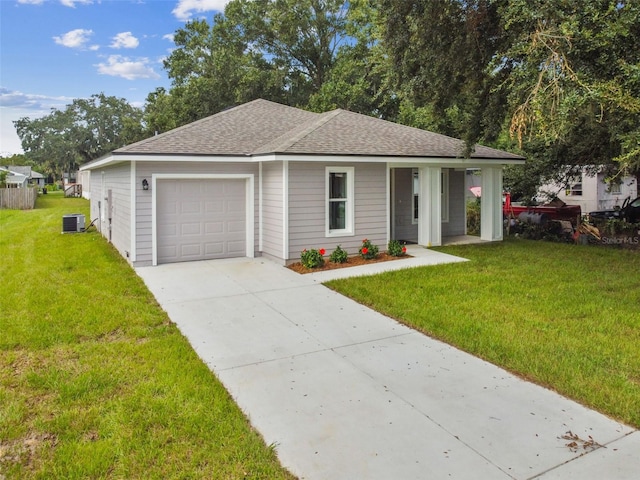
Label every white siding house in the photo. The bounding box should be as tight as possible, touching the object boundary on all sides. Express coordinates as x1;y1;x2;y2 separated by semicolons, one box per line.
539;167;638;214
80;99;524;266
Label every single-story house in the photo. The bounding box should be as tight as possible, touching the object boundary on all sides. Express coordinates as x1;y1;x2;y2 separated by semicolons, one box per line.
80;99;525;267
1;166;28;188
1;165;45;188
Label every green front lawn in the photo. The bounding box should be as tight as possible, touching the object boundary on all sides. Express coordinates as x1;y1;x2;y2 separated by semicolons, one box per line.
326;239;640;429
0;192;295;479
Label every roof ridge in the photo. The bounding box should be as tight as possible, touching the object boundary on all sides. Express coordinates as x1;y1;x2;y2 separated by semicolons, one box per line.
253;109;339;153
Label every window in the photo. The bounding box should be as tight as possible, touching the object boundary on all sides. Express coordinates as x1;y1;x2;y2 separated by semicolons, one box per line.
607;181;622;195
326;167;354;236
566;175;583;196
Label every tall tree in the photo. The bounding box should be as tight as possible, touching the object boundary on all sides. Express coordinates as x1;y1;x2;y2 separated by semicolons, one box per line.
226;0;348;99
380;0;507;149
159;13;285;128
502;0;640;186
379;0;640;196
307;0;398;118
152;0;353;132
14;93;144;180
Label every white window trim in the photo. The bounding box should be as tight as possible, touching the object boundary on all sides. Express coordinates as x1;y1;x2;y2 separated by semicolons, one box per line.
326;166;355;237
566;174;583;196
607;180;622;195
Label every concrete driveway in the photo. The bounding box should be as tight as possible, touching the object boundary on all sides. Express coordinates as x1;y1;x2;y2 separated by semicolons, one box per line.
136;247;638;480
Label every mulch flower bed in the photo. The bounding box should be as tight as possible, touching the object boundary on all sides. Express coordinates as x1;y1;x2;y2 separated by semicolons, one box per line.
287;253;410;274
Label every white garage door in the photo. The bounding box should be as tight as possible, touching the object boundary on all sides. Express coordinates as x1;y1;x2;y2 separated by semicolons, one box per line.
156;179;246;264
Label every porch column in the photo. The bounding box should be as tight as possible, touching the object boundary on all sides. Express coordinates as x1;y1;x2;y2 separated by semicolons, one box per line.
418;166;442;247
480;167;503;241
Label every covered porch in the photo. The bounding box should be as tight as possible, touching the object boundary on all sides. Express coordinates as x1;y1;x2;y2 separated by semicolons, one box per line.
389;165;504;248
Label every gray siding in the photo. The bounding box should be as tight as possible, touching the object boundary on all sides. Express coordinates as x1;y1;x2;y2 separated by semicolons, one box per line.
261;161;284;259
442;169;466;236
392;168;418;243
287;162;387;261
89;163;131;261
134;162;259;266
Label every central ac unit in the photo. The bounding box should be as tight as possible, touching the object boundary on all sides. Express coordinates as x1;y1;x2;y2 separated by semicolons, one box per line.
62;214;85;233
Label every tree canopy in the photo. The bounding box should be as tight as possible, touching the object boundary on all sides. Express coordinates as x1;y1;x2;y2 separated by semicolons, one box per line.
13;0;640;195
379;0;640;197
14;93;144;180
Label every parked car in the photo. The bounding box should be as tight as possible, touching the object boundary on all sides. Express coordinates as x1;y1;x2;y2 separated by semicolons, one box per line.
589;196;640;223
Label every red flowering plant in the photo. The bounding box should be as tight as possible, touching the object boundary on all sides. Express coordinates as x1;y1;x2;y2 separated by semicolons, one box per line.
359;238;379;260
387;239;407;257
300;248;325;269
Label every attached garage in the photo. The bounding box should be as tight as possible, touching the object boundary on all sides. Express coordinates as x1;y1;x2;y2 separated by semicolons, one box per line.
155;178;247;264
150;173;255;266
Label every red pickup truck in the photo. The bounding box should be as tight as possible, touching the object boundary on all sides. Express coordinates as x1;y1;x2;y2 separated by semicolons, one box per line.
503;193;582;224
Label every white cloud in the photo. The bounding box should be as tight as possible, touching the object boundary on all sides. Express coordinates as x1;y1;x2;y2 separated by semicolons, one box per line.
110;32;139;49
60;0;93;7
172;0;230;21
53;29;94;49
0;87;71;111
95;55;161;80
163;33;175;42
0;88;75;156
17;0;45;5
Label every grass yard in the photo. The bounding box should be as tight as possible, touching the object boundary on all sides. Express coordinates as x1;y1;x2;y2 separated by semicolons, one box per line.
0;192;295;479
326;239;640;429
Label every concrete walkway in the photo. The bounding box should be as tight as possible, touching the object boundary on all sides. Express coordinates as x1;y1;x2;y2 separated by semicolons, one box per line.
136;246;638;480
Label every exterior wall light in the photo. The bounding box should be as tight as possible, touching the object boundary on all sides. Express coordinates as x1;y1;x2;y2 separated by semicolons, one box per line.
142;179;149;190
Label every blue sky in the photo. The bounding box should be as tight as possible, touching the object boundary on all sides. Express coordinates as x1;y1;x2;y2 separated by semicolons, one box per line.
0;0;231;156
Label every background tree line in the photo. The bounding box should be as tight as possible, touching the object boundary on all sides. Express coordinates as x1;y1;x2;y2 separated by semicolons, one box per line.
12;0;639;199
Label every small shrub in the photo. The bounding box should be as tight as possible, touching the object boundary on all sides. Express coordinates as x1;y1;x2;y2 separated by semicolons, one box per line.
300;248;325;269
329;245;348;263
387;239;407;257
467;199;481;235
359;238;379;260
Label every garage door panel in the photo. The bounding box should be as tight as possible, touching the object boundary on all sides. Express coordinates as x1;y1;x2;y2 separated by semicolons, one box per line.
223;181;244;194
226;200;245;214
158;245;177;258
204;221;224;234
180;243;203;257
181;201;202;214
181;222;202;236
226;240;246;255
205;200;224;214
157;179;247;264
204;242;224;255
157;224;177;236
227;220;246;233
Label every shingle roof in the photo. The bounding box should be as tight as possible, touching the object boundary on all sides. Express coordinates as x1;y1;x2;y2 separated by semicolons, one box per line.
115;99;317;155
114;99;523;160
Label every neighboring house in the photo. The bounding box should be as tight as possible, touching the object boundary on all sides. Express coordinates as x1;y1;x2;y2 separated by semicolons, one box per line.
30;170;45;188
76;169;91;199
1;165;45;188
1;166;28;188
80;99;524;267
539;167;638;214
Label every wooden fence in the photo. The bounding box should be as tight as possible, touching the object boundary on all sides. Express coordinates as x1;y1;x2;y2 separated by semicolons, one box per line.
0;187;37;210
